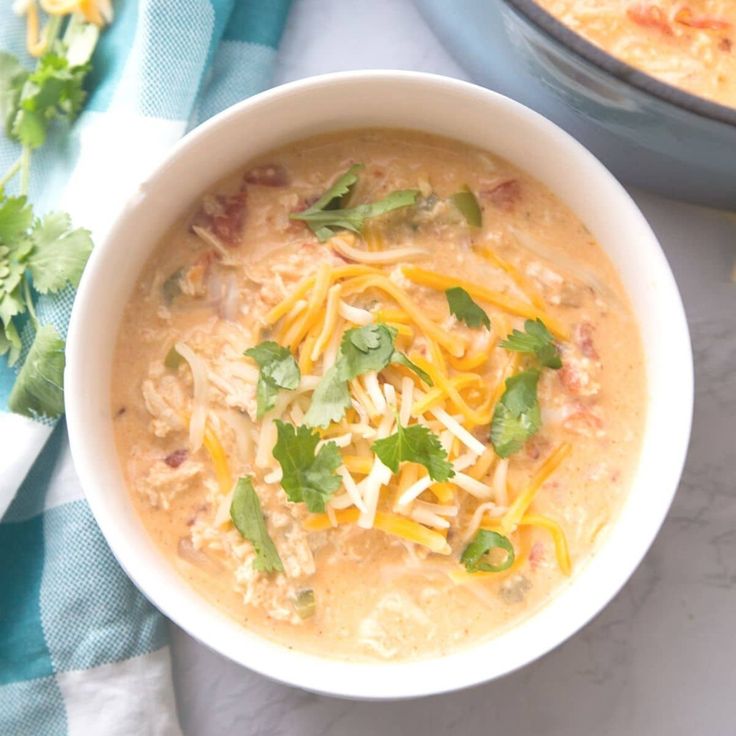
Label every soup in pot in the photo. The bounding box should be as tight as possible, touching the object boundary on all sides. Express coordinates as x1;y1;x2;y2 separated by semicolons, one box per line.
536;1;736;108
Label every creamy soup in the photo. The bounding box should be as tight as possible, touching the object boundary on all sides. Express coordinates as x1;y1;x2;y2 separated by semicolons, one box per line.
536;1;736;108
112;130;645;661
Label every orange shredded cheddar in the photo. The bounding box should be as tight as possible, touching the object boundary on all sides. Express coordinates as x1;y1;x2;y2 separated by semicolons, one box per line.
502;443;572;533
401;265;568;339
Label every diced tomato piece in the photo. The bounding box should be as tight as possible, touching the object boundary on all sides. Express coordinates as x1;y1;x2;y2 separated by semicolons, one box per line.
574;321;599;360
191;191;247;246
529;542;545;571
675;7;731;30
481;179;522;211
164;449;188;468
627;4;673;35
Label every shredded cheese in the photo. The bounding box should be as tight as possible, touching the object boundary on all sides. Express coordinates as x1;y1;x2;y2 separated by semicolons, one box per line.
429;406;486;456
401;264;568;339
304;508;451;554
339;274;466;356
502;443;572;533
520;514;572;575
311;283;342;361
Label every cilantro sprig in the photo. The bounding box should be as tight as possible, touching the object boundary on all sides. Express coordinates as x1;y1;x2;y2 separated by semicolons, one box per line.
0;14;105;419
445;286;490;330
244;341;300;418
490;369;541;458
304;324;431;428
230;476;284;574
272;420;342;513
500;318;561;369
290;164;419;241
0;200;92;416
372;422;454;482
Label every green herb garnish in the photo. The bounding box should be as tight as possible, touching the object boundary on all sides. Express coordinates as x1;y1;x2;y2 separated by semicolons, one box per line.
450;189;482;228
372;422;454;482
290;164;419;241
304;324;431;427
7;323;65;418
500;318;561;369
272;420;342;512
0;203;92;417
461;529;515;573
244;341;301;418
0;14;105;419
230;476;284;574
445;286;490;330
490;369;541;458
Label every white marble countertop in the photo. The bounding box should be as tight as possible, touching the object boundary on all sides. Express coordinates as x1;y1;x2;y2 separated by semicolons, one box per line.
170;2;736;733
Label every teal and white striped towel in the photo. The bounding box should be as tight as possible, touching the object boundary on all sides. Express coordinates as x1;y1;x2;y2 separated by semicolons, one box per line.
0;1;291;733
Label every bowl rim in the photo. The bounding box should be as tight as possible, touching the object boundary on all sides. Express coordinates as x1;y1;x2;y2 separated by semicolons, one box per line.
505;0;736;128
65;70;693;699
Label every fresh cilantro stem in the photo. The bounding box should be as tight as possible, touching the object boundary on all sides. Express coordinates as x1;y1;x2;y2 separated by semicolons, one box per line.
0;157;22;190
23;277;39;330
20;146;31;196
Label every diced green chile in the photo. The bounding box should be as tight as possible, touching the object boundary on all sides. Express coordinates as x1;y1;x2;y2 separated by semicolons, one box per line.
164;346;183;371
450;189;482;228
294;589;316;619
461;529;515;573
162;268;183;303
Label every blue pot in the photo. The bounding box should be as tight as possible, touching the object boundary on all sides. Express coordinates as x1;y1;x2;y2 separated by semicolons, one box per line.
415;0;736;208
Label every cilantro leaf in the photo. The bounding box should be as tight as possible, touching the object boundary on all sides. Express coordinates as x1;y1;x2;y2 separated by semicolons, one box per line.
0;196;32;243
500;318;561;369
230;476;284;574
292;190;419;241
8;324;65;418
272;420;342;512
303;363;351;428
290;165;419;241
490;369;541;458
461;529;515;573
244;340;300;418
390;350;433;386
308;163;363;212
11;53;88;149
304;324;433;427
27;212;93;293
450;189;482;228
0;52;28;136
445;286;490;330
339;324;397;379
372;422;454;482
0;318;21;365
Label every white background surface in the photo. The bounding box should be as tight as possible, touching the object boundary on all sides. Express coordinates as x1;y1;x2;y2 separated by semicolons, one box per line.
170;1;736;734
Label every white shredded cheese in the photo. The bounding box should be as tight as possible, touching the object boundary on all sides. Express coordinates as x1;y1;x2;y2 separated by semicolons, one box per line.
358;458;392;529
337;466;368;513
399;377;413;426
338;300;374;325
430;407;486;456
175;342;209;453
452;472;494;500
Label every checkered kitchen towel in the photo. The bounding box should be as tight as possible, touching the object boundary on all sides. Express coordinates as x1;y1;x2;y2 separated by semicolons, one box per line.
0;1;291;733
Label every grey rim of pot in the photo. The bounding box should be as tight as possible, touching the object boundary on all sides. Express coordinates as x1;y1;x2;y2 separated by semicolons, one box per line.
506;0;736;129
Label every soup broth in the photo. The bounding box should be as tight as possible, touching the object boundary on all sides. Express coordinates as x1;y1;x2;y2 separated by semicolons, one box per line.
112;129;645;661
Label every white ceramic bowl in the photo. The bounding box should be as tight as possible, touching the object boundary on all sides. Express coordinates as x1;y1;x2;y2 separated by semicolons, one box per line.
65;71;693;699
